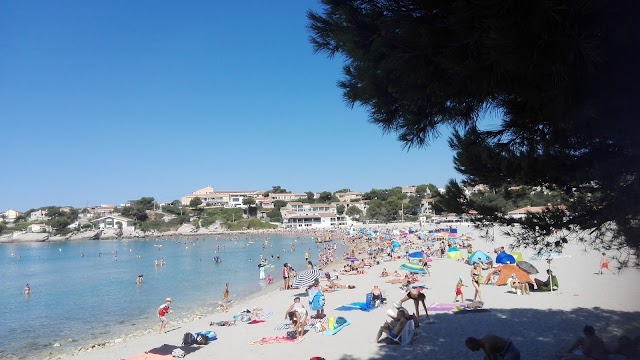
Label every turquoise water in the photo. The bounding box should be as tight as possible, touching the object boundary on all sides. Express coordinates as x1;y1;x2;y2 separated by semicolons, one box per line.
0;234;343;359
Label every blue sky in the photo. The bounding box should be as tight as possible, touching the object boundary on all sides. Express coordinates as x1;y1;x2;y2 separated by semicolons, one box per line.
0;0;460;211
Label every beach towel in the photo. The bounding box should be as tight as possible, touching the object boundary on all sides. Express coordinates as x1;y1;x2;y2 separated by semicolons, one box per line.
334;305;363;312
126;354;173;360
427;303;461;313
130;344;201;358
274;317;326;330
248;319;265;324
251;335;305;345
453;308;491;314
322;318;351;335
347;302;373;312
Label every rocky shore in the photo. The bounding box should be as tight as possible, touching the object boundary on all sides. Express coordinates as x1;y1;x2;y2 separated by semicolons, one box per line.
0;222;235;243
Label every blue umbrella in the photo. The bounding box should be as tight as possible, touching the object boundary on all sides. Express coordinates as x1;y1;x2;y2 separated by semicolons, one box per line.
408;251;423;259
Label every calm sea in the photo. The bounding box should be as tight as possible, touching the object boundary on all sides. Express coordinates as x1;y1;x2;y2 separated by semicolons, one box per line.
0;234;344;359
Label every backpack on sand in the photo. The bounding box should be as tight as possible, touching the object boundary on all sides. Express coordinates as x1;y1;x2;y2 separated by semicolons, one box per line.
182;332;195;346
196;333;209;345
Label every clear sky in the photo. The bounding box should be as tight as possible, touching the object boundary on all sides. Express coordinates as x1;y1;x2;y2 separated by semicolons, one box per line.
0;0;460;211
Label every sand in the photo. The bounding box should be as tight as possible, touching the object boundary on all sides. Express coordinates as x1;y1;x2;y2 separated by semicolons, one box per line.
69;225;640;360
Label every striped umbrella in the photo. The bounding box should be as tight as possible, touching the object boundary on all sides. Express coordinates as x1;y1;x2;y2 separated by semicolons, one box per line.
291;269;323;288
400;262;427;274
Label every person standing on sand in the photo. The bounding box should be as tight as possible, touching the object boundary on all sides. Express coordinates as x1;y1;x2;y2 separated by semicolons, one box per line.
282;263;290;290
157;298;172;333
454;276;467;302
471;263;483;302
599;253;615;275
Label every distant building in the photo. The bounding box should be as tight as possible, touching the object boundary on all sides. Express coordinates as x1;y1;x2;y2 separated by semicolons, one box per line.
1;209;22;223
92;215;135;233
335;192;363;202
507;205;567;219
269;193;307;202
27;223;51;233
180;186;262;207
280;202;348;228
402;186;417;197
28;209;50;222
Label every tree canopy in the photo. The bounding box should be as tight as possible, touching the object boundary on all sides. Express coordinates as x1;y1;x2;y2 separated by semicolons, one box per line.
308;0;640;264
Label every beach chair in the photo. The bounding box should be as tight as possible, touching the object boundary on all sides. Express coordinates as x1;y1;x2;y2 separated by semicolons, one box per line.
388;319;415;346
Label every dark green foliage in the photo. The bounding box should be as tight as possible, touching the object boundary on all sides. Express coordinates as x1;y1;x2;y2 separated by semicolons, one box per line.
336;204;346;215
309;0;640;263
189;197;203;208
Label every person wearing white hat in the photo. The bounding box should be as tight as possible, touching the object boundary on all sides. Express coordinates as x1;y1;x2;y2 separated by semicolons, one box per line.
157;298;172;333
374;302;411;343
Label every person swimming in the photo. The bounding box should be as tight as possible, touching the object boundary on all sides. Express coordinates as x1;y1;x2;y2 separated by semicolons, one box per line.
23;283;30;295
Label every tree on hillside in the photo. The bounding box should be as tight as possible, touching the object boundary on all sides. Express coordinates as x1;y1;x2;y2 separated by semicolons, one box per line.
308;0;640;264
345;205;363;220
189;197;203;208
336;204;346;215
242;197;256;206
305;191;315;201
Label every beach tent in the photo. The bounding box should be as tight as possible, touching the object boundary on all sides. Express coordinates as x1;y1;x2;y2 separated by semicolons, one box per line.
496;252;516;265
510;252;523;262
468;250;492;265
483;264;532;286
447;250;462;260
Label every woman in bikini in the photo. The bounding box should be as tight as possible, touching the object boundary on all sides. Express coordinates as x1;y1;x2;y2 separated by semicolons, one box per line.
471;263;483;302
399;288;431;326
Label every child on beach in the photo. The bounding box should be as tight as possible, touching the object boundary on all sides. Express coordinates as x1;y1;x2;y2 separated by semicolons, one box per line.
267;274;273;284
454;276;467;302
157;298;172;333
599;253;615;275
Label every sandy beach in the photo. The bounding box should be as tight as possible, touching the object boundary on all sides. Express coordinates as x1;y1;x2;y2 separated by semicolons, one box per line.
68;225;640;360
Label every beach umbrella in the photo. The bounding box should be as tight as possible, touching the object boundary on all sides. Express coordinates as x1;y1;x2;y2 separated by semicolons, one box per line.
408;251;423;259
400;262;427;274
529;251;570;294
291;269;323;288
516;261;539;275
496;252;517;265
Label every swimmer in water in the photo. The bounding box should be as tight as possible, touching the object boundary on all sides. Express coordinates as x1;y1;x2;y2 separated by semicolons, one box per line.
24;283;31;295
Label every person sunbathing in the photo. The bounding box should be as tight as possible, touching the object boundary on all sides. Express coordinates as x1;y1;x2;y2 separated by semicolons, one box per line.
380;268;389;277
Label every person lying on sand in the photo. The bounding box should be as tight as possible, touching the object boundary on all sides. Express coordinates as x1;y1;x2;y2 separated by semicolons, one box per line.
380;268;389;277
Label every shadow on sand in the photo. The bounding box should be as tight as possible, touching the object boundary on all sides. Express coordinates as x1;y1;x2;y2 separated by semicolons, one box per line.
338;307;640;359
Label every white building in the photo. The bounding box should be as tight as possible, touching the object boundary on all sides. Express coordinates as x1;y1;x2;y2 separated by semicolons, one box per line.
1;209;22;223
92;215;135;233
280;202;348;228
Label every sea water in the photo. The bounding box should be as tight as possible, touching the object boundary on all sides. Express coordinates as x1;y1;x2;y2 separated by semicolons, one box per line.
0;234;344;359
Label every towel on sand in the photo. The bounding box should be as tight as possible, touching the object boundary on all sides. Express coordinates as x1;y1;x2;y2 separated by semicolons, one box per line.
251;336;305;345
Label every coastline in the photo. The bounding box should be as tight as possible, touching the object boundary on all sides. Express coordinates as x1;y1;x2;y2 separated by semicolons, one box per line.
65;224;640;360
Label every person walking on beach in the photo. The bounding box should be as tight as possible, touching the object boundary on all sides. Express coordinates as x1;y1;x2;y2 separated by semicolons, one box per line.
454;276;467;303
282;263;290;290
471;263;483;302
157;298;172;333
599;253;615;275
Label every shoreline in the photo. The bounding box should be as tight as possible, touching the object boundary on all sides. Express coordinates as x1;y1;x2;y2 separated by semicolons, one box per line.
38;236;351;360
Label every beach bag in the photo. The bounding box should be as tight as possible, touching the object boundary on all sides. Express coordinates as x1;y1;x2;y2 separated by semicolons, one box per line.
335;317;347;327
196;333;209;345
182;332;195;346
